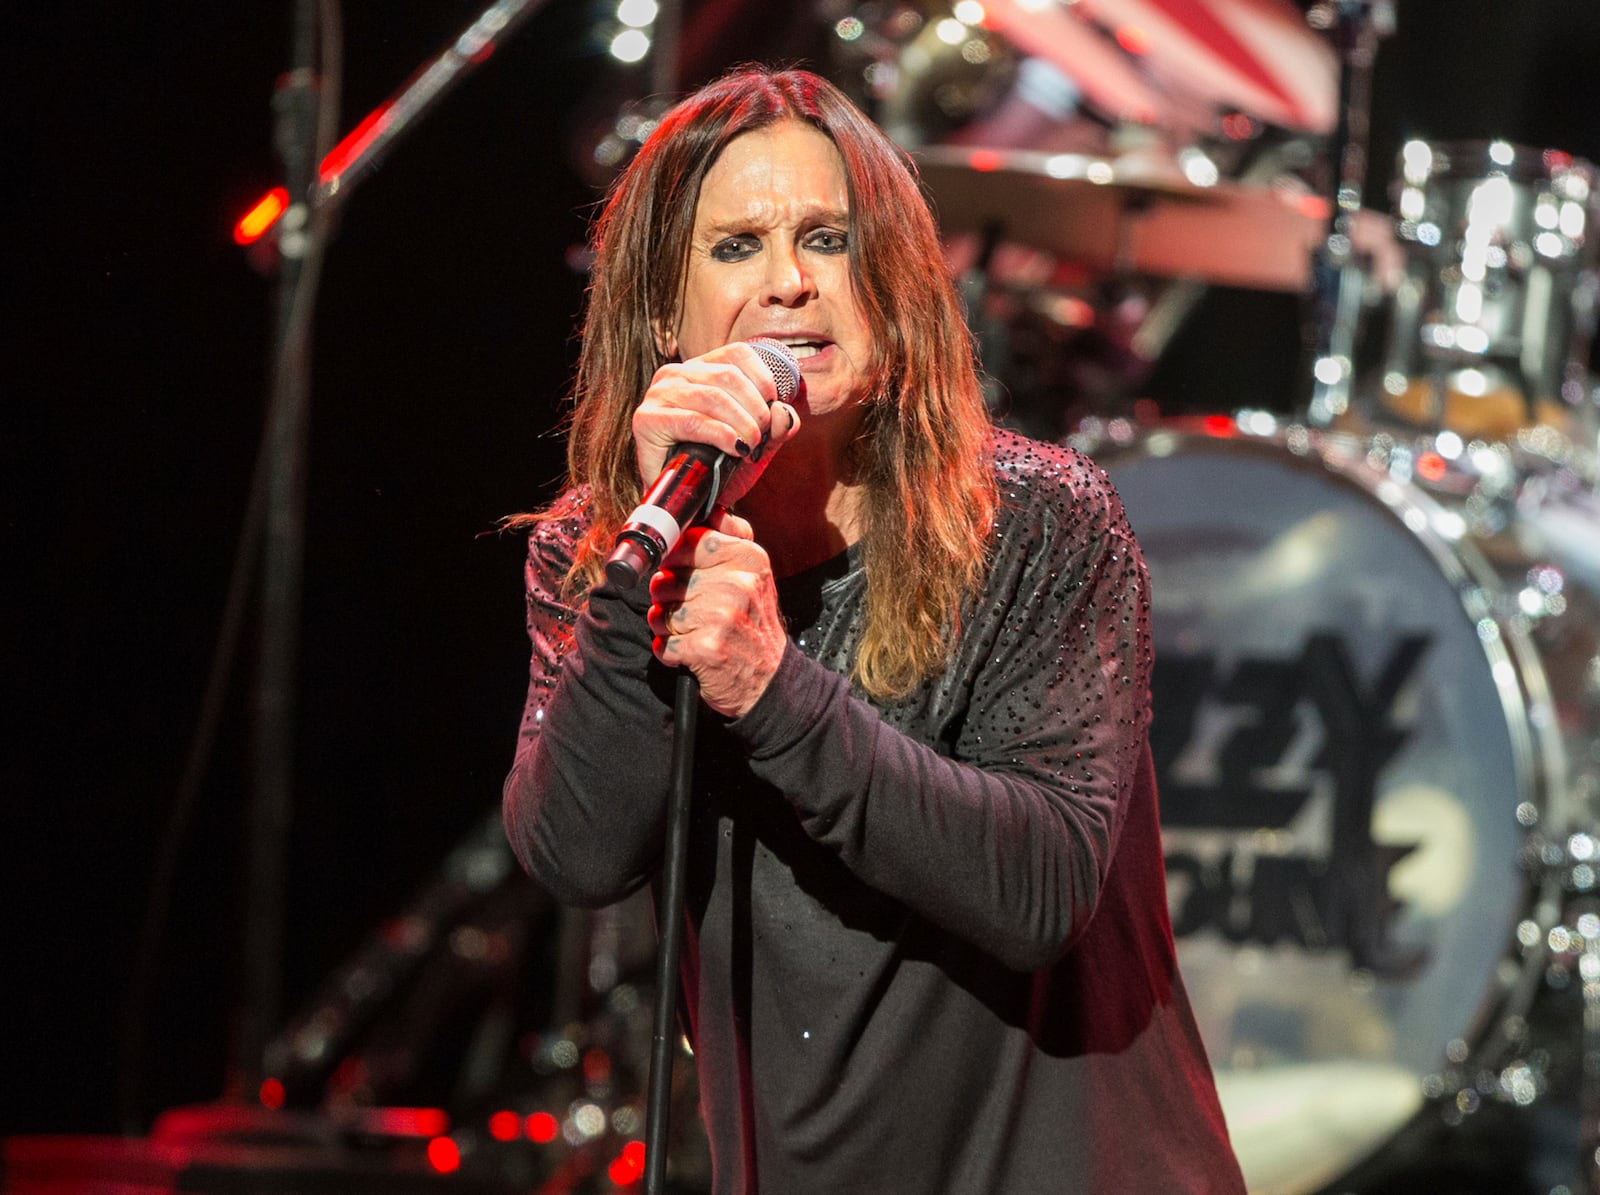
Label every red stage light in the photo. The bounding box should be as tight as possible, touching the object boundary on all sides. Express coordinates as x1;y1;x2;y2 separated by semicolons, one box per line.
257;1077;286;1109
1416;451;1449;483
234;188;289;245
365;1107;450;1138
607;1140;646;1187
583;1047;612;1084
487;1110;521;1142
1221;113;1256;141
232;102;394;245
1201;414;1235;437
426;1136;461;1174
525;1111;560;1143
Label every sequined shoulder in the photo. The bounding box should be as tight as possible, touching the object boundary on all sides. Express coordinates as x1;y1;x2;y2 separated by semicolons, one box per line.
988;426;1137;549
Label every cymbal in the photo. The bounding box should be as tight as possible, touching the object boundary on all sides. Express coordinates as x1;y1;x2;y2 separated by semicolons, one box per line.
1125;174;1398;291
914;144;1221;268
915;145;1399;292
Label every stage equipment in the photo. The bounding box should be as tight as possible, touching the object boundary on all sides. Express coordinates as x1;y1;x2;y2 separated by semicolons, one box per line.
1371;140;1600;447
914;143;1398;293
1075;413;1600;1193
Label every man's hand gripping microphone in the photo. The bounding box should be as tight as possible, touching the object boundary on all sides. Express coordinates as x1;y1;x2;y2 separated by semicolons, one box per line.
604;339;801;590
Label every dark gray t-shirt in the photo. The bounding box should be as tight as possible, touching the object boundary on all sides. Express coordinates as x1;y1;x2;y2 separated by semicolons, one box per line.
503;428;1244;1194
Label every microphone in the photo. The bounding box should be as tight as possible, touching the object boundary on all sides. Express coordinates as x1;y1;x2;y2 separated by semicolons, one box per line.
604;339;801;590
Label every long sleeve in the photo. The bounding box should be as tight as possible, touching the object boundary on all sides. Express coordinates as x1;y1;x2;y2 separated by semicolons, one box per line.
501;512;677;906
727;453;1151;971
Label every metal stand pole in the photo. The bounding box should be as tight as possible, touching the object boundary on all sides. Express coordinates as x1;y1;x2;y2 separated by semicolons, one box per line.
233;0;553;1101
644;671;699;1195
1304;0;1393;427
235;0;325;1101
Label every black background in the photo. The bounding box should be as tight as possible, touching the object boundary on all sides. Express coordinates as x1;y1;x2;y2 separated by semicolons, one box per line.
5;0;1599;1144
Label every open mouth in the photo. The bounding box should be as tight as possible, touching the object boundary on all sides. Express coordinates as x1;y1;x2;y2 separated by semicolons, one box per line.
771;337;830;360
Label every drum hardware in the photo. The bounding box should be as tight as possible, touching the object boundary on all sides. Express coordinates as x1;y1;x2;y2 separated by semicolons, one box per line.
1129;136;1326;368
1423;837;1600;1127
857;2;1021;151
262;813;530;1095
1302;0;1393;428
1369;140;1600;449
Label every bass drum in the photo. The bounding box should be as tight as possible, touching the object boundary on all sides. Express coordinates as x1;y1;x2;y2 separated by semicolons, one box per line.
1081;418;1600;1194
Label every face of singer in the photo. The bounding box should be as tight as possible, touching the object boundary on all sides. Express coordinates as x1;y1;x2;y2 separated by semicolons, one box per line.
666;120;875;424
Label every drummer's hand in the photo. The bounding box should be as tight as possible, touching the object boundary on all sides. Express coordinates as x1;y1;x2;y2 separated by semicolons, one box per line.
633;343;802;511
647;507;786;718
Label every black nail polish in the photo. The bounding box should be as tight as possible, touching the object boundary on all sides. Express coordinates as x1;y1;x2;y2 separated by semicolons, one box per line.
734;438;751;458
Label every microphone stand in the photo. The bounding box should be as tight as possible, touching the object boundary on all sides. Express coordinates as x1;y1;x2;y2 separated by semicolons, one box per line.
637;11;691;1190
234;0;551;1105
236;0;327;1105
645;670;699;1195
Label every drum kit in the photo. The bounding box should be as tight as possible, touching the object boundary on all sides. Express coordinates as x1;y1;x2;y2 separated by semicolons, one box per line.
854;0;1600;1190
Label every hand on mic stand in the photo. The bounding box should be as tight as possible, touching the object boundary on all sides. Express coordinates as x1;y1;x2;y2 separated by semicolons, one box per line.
606;338;801;590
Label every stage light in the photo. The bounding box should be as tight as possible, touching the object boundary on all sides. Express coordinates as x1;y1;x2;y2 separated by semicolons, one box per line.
426;1136;461;1174
256;1077;287;1109
607;1140;646;1186
617;0;657;27
232;102;394;244
525;1111;560;1143
1416;451;1448;483
367;1107;450;1137
234;188;289;245
610;29;650;63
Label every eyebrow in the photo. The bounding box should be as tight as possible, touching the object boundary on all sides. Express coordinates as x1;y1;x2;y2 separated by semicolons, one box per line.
698;208;851;238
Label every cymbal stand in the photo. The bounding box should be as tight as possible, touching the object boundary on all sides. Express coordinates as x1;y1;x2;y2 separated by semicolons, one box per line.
956;221;1012;415
1303;0;1393;427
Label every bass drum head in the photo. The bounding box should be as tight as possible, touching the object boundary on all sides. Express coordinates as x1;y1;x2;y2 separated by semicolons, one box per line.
1094;425;1558;1194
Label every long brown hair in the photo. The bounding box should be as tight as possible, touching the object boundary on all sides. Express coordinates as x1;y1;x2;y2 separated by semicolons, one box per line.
532;66;996;699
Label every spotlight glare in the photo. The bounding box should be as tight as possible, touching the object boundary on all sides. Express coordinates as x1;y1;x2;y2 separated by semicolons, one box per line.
617;0;658;28
610;28;651;63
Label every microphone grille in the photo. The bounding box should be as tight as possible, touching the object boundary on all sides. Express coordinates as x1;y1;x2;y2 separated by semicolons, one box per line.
746;338;801;405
